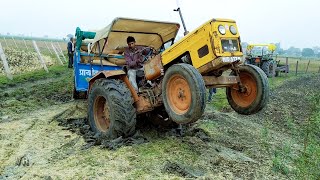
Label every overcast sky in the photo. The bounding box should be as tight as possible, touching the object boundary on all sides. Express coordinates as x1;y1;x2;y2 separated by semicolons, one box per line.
1;0;319;49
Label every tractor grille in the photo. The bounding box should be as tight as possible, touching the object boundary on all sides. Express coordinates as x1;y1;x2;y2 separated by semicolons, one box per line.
221;39;239;53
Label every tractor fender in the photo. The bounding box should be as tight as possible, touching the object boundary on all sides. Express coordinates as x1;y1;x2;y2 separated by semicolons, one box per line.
88;70;139;102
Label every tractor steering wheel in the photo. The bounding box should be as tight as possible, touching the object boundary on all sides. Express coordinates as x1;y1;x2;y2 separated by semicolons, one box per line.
134;47;154;63
142;48;154;62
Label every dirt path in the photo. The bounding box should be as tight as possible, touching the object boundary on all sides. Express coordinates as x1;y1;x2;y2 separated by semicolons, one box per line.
0;74;319;179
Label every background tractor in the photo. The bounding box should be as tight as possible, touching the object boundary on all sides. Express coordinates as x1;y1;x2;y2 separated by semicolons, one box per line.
245;44;277;77
73;17;269;139
245;44;289;77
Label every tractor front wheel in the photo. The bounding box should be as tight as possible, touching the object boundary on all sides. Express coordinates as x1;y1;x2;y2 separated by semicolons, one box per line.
226;64;269;115
261;61;275;77
162;64;206;124
88;78;136;139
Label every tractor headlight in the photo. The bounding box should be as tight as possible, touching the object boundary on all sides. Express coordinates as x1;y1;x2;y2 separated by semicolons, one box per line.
218;25;226;35
230;25;237;35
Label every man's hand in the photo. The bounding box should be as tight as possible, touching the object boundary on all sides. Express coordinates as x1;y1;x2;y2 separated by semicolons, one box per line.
150;46;157;54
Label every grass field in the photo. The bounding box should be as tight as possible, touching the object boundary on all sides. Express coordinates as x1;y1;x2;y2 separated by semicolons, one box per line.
0;65;319;179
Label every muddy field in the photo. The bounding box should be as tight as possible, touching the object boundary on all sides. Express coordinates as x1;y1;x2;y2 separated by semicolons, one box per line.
0;67;319;179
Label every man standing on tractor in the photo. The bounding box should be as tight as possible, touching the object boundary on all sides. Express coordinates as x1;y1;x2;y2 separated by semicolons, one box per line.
124;36;153;92
67;37;75;68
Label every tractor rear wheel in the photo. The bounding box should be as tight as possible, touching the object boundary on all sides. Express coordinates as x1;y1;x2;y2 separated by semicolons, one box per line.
162;64;206;124
226;64;269;115
261;61;275;77
88;78;136;139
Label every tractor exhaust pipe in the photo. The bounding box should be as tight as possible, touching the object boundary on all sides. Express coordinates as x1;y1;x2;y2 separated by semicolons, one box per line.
174;7;189;36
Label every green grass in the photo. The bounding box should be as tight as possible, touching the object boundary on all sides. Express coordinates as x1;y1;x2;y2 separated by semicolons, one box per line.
268;73;299;89
129;137;201;178
265;83;320;179
294;93;320;179
0;65;73;116
272;142;293;175
198;121;217;134
0;65;69;88
209;88;229;111
0;77;73;115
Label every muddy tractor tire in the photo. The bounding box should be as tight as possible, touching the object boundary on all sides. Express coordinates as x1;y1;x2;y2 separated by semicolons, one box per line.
261;61;275;77
226;64;269;115
162;63;206;124
88;78;136;139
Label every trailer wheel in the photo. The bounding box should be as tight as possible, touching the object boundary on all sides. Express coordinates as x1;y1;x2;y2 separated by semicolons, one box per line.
226;64;269;115
261;61;275;77
88;78;136;139
162;64;206;124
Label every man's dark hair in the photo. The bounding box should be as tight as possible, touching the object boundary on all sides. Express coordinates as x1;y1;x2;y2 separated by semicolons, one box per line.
127;36;135;44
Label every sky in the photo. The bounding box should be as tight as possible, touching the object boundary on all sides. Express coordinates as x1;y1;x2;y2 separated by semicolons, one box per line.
0;0;319;49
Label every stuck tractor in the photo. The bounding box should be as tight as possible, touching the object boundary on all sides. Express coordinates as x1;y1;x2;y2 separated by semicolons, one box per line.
73;17;269;139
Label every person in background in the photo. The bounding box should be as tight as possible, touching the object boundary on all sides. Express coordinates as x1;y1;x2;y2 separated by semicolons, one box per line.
207;88;217;103
67;37;75;68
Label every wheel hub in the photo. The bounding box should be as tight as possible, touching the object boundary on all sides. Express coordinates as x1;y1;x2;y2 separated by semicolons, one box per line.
178;89;186;99
242;85;252;96
231;72;257;108
167;74;191;115
93;96;110;132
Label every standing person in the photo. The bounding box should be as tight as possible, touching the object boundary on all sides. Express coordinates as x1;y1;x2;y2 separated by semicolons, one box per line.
67;37;75;68
207;88;217;103
124;36;153;92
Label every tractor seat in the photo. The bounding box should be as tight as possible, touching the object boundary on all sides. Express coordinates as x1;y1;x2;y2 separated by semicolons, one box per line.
105;54;126;66
91;59;118;66
80;54;126;66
